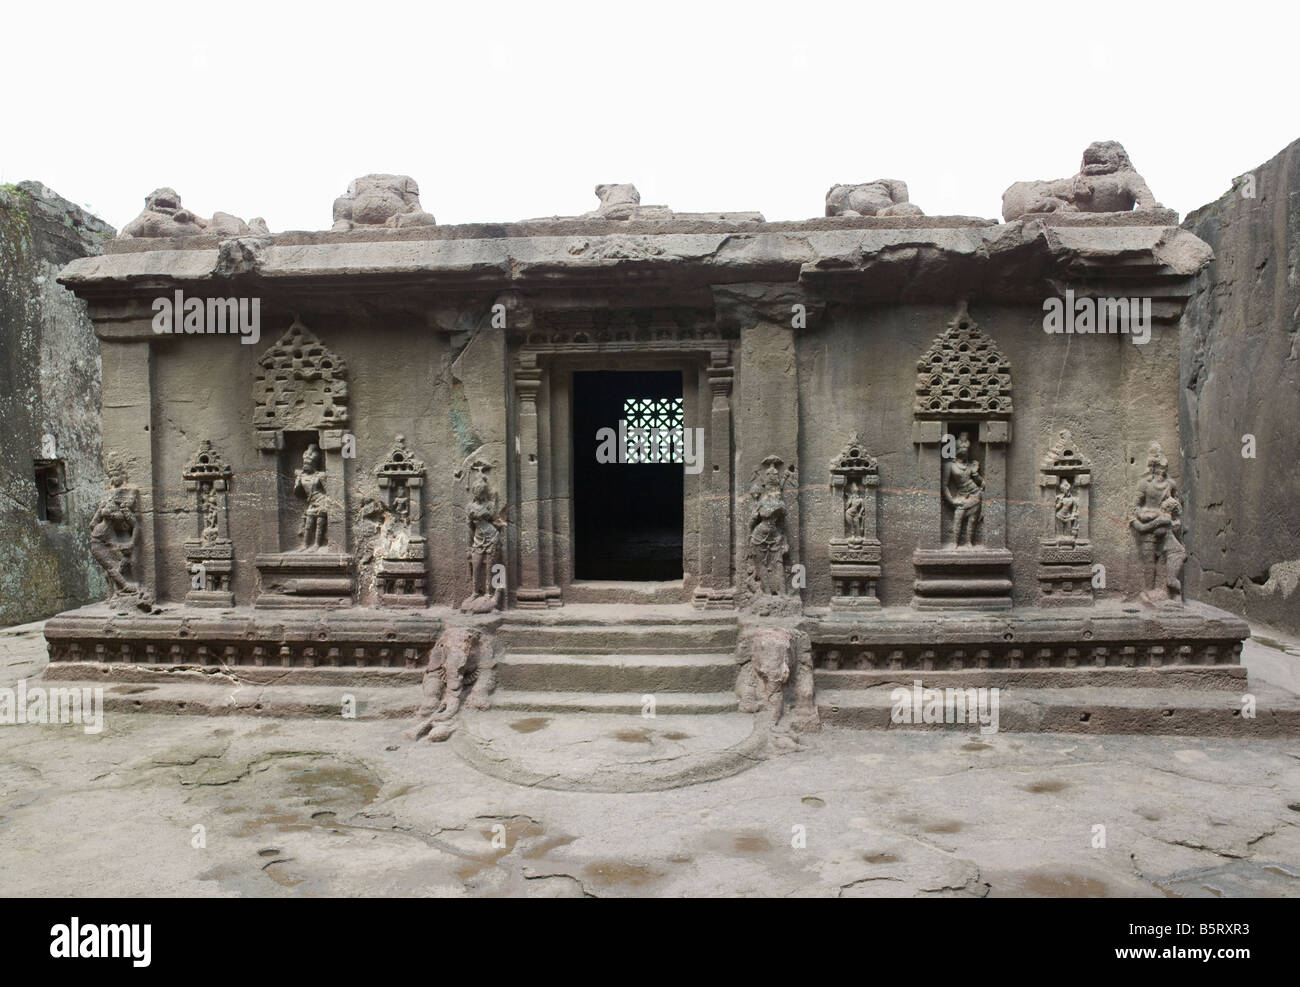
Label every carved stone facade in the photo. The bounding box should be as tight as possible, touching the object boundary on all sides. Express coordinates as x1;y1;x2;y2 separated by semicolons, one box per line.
43;162;1251;743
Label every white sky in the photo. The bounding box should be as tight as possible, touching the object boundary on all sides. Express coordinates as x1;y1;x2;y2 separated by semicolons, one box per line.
4;0;1297;232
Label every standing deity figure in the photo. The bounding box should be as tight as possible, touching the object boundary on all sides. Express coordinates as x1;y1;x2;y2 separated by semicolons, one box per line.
749;456;792;597
294;444;329;550
90;456;153;610
1054;478;1080;543
462;468;505;613
942;432;984;548
1130;442;1185;605
200;486;221;546
844;481;866;540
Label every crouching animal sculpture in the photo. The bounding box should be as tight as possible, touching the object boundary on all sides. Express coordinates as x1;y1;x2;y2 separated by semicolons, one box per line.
1001;141;1161;221
735;625;820;737
120;187;268;239
409;626;497;742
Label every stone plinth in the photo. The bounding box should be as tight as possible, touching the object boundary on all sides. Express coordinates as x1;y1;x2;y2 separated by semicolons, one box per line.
255;553;355;609
911;548;1014;610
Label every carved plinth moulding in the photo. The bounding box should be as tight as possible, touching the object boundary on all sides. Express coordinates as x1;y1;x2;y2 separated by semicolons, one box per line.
828;433;881;609
253;321;356;608
456;456;506;614
370;435;428;608
1130;441;1186;608
744;455;800;616
912;303;1013;610
90;452;155;613
182;440;235;607
1037;430;1095;606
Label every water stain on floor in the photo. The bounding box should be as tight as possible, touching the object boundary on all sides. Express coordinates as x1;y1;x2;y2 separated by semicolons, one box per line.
962;742;993;751
582;860;663;888
612;728;652;744
733;833;773;853
801;796;826;808
1023;779;1068;794
923;821;964;834
509;718;550;734
863;852;901;864
988;869;1112;898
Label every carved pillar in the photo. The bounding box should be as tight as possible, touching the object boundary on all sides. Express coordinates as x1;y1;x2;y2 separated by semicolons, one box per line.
828;433;881;609
911;303;1014;610
514;354;548;608
719;284;806;612
94;322;158;600
694;346;735;609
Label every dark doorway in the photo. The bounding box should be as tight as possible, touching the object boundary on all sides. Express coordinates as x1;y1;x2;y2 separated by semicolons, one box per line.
573;370;684;580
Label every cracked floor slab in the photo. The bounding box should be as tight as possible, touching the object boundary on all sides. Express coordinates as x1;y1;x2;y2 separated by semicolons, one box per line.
1;710;1298;897
2;622;1299;897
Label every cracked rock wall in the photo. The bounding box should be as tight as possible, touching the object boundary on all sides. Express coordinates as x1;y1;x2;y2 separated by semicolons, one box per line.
1181;139;1300;634
0;183;114;624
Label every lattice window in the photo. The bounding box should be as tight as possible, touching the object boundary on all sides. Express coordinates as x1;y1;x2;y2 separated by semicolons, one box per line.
623;397;684;463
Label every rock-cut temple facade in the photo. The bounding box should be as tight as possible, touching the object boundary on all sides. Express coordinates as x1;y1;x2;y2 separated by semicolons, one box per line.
41;146;1263;769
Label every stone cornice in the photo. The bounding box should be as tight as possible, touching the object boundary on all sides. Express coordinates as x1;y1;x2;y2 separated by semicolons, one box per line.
58;216;1212;312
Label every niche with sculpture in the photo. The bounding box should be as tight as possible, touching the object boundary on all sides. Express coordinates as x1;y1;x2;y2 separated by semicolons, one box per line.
252;321;355;608
370;435;428;607
1036;430;1096;606
911;303;1014;610
182;440;235;606
827;434;881;609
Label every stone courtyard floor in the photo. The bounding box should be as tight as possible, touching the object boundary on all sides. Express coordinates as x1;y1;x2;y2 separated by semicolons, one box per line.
2;620;1299;898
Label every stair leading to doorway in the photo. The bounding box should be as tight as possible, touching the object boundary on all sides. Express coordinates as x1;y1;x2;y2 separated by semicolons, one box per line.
493;605;740;715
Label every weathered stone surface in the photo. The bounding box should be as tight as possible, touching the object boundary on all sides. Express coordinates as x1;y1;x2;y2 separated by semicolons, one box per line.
1181;138;1300;635
825;179;922;217
119;187;264;239
0;182;113;624
331;174;436;231
1001;141;1162;222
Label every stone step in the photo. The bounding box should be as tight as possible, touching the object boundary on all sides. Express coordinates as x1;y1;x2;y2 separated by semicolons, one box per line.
814;665;1247;692
497;652;736;693
491;690;738;715
498;623;738;654
500;605;736;627
28;679;420;719
817;682;1300;737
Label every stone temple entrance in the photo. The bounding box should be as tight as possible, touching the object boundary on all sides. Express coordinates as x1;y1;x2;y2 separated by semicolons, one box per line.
572;370;684;582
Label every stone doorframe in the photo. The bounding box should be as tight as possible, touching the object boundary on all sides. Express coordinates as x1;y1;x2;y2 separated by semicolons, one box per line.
512;339;735;609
